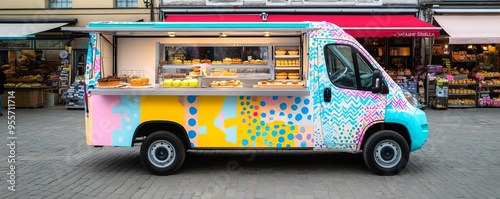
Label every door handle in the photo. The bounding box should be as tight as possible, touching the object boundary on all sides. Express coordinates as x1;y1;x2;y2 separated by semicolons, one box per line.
324;88;332;102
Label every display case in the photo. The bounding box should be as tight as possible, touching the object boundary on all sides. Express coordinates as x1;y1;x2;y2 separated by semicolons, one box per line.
447;75;477;108
477;72;500;107
274;46;301;80
159;44;273;88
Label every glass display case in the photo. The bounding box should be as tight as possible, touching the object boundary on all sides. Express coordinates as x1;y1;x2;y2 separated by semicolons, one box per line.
158;44;273;88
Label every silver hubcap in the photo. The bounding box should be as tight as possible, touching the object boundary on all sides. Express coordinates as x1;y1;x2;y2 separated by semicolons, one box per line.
374;140;401;169
148;140;176;168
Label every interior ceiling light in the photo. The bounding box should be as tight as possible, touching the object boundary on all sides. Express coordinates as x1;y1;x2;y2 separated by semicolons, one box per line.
264;32;270;37
220;32;227;37
168;32;175;37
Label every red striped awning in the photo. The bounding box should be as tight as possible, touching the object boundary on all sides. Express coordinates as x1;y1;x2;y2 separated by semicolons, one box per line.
165;14;440;38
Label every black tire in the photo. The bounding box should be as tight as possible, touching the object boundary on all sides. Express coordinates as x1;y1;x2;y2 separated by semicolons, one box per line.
362;130;409;176
140;131;185;175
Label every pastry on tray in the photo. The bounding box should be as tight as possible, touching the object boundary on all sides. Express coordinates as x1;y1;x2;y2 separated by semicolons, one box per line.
97;76;121;86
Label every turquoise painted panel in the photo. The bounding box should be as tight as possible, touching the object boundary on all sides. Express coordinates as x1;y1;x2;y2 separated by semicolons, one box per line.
406;109;429;151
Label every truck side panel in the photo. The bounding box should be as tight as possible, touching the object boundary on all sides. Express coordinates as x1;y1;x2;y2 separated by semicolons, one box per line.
89;95;315;148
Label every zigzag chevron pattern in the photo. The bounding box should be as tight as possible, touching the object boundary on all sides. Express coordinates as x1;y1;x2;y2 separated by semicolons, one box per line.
309;23;387;152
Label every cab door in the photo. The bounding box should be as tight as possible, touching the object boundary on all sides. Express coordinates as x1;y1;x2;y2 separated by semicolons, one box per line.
316;39;387;152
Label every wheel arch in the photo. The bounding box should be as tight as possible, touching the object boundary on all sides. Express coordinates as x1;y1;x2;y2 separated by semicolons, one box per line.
358;122;411;152
133;121;191;150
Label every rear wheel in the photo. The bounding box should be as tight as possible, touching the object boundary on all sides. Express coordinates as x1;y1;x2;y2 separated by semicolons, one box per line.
140;131;185;175
363;130;409;175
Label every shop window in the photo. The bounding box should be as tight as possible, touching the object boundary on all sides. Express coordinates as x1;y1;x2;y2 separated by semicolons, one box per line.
116;0;138;8
324;44;375;90
48;0;72;8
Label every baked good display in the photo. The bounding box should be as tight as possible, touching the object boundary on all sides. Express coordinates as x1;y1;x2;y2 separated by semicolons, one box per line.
223;58;232;65
288;72;300;80
97;76;121;86
173;59;183;65
211;80;242;87
212;60;222;64
243;61;250;65
231;58;242;64
276;72;288;79
275;48;286;55
130;77;149;86
287;49;299;55
192;59;200;65
184;60;192;65
172;74;186;78
201;59;211;64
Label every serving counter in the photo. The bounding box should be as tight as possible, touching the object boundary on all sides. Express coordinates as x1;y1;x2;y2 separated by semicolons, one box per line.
91;87;310;96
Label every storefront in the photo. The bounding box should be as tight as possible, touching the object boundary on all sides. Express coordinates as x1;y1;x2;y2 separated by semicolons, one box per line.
0;19;86;108
428;14;500;108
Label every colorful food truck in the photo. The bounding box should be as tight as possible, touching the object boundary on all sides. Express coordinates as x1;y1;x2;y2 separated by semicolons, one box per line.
62;21;428;176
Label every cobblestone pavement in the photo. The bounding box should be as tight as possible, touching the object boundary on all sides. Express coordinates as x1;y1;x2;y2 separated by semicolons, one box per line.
0;106;499;198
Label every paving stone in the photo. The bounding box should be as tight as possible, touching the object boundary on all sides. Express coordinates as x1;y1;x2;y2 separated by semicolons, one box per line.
0;107;499;198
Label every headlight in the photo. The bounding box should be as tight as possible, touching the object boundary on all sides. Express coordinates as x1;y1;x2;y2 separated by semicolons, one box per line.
402;88;420;108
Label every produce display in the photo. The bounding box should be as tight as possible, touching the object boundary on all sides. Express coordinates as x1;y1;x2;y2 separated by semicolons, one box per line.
479;79;500;86
449;88;475;95
448;99;476;106
476;71;500;77
162;78;199;88
4;83;42;88
450;78;475;85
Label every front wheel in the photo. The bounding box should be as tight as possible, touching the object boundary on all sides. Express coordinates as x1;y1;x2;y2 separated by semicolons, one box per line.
363;130;409;175
140;131;185;175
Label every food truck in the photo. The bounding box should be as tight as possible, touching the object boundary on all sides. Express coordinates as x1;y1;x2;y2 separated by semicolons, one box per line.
62;21;428;176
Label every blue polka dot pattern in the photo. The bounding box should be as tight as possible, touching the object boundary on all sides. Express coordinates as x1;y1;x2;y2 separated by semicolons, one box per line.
188;118;196;126
187;96;196;103
189;107;197;115
279;103;287;110
188;130;196;138
301;107;309;114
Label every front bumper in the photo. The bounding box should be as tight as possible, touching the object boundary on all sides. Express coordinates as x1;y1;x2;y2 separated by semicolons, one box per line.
407;108;429;152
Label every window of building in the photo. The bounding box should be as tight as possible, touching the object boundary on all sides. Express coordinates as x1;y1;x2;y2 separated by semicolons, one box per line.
49;0;72;8
117;0;138;8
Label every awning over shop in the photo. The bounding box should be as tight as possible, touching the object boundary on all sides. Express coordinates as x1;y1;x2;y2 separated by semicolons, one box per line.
433;15;500;44
164;14;441;38
0;23;67;38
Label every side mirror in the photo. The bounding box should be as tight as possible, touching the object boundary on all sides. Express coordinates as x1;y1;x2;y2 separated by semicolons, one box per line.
371;69;383;93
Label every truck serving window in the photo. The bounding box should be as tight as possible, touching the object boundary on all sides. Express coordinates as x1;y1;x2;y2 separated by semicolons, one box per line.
324;44;374;90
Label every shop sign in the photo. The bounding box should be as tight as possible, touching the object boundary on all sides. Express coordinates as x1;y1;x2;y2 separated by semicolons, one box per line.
0;40;32;49
36;40;66;49
391;32;436;37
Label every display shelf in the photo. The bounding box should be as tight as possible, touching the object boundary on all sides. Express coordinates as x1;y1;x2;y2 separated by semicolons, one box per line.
448;105;476;108
210;64;271;69
449;84;476;87
275;67;300;70
275;55;300;59
448;94;476;96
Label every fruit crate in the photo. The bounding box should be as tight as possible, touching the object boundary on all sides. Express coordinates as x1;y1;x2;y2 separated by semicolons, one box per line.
2;88;45;108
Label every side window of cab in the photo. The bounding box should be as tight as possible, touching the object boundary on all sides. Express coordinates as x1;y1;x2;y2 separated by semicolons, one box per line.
324;44;374;90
